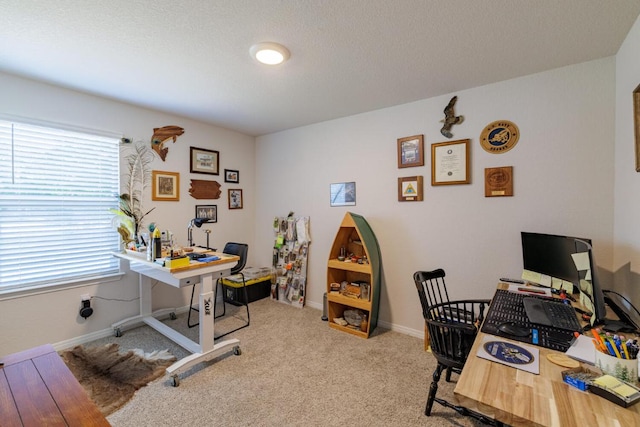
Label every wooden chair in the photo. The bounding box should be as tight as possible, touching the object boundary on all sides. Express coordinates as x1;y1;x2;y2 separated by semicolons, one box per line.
188;242;250;339
414;269;503;425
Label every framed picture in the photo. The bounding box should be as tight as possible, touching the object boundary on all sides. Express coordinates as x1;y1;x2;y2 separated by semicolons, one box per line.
634;84;640;172
397;135;424;168
485;167;514;197
431;139;470;186
152;170;179;201
224;169;239;183
228;189;243;209
330;182;356;207
190;147;219;175
398;176;424;202
195;205;217;222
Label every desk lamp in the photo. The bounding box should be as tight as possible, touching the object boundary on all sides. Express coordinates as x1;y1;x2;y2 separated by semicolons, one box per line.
187;218;214;248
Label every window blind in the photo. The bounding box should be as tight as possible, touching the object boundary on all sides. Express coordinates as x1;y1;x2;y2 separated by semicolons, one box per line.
0;120;120;292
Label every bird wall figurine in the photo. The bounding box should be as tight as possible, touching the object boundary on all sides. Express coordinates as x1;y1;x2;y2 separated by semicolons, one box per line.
440;96;464;139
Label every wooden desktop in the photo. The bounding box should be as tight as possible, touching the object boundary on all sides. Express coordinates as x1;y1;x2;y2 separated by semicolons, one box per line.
454;283;640;427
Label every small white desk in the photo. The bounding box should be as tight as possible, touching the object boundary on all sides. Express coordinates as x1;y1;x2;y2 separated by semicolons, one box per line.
113;251;240;386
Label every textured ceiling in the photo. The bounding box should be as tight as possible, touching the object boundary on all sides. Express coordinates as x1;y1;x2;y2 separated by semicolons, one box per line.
1;1;639;136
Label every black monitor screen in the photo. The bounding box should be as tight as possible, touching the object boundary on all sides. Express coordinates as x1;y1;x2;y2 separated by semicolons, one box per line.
521;232;590;286
521;232;608;327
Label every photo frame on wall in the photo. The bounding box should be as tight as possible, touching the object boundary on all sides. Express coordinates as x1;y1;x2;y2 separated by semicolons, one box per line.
224;169;239;183
152;170;179;201
190;147;220;175
330;182;356;207
195;205;217;222
398;176;424;201
397;134;425;168
431;139;470;186
228;189;243;209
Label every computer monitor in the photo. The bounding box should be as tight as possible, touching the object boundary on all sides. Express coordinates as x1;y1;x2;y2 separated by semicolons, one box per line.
521;232;608;328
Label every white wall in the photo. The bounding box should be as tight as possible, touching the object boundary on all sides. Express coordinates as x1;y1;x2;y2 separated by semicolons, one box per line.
0;73;256;355
613;14;640;304
255;58;616;336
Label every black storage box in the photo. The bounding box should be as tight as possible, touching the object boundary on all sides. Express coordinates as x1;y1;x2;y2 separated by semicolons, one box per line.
223;279;271;305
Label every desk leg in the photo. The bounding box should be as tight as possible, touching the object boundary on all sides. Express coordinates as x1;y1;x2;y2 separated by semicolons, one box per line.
111;273;176;336
199;273;215;353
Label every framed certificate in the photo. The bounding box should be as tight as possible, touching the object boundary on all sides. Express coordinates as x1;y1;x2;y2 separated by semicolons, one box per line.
431;139;470;186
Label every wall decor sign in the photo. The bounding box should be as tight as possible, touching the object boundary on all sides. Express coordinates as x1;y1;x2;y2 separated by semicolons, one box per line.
190;147;220;175
152;170;179;201
228;189;243;209
224;169;239;183
189;179;221;199
330;182;356;207
397;135;424;168
484;167;513;197
195;205;217;222
634;84;640;172
431;139;470;185
398;176;424;201
479;120;519;154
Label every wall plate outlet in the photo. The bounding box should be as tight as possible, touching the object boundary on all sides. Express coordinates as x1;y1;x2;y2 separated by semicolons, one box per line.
81;294;91;301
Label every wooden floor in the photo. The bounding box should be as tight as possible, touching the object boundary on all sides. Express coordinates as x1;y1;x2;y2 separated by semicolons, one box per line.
0;344;110;427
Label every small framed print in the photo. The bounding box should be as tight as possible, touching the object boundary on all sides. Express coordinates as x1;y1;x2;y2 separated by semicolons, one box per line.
330;182;356;207
485;167;513;197
397;135;424;168
195;205;217;222
224;169;239;183
152;170;179;201
190;147;220;175
398;176;424;202
228;189;243;209
431;139;470;185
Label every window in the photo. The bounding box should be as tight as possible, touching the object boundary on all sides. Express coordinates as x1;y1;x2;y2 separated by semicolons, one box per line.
0;119;120;292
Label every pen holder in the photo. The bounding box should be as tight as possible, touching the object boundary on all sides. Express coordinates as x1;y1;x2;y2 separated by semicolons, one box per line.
595;350;639;385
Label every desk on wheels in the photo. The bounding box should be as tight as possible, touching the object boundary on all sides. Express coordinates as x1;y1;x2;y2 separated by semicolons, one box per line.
113;251;240;386
454;284;640;427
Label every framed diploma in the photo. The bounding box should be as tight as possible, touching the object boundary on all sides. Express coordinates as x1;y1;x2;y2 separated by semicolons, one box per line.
398;176;423;201
431;139;470;185
485;167;513;197
397;135;424;168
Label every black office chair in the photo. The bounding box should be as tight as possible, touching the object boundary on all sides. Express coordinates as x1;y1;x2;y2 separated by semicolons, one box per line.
188;242;250;339
414;270;503;426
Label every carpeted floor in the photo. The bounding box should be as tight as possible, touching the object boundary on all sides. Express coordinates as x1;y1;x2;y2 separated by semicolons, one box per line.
85;298;483;426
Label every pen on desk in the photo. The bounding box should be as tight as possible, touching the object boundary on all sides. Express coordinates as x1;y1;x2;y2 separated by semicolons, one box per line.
622;341;630;359
607;338;622;358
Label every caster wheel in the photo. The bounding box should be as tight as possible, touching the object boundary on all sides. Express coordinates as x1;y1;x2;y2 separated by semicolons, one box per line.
114;328;122;338
169;312;177;320
171;375;180;387
233;346;241;356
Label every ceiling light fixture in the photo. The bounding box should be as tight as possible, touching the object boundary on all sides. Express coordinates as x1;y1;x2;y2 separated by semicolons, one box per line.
250;42;290;65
